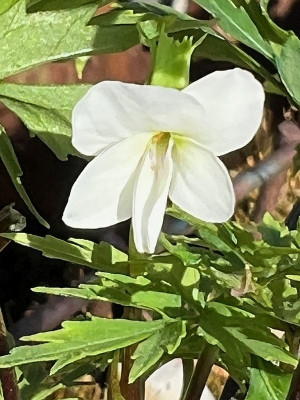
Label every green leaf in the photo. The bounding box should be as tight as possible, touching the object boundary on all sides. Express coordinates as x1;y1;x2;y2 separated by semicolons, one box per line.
0;83;91;160
246;358;293;400
167;205;300;326
192;34;285;94
0;233;128;272
122;1;202;21
34;271;182;316
29;384;65;400
0;1;97;79
192;0;273;58
92;4;214;33
287;275;300;282
173;333;205;359
0;0;19;14
18;363;54;400
129;320;186;382
0;1;140;80
26;0;106;12
258;213;291;247
92;24;140;53
160;234;201;265
273;35;300;107
168;205;300;261
91;9;145;26
91;4;213;55
0;318;166;373
240;0;289;45
0;125;48;227
197;302;297;368
262;278;300;326
90;0;217;54
159;235;201;303
59;356;112;391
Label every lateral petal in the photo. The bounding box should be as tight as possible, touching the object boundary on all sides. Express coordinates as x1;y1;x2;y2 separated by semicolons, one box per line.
63;133;151;228
183;68;265;155
169;138;235;222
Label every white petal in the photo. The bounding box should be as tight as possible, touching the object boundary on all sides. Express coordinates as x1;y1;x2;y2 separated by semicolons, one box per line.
169;139;235;222
183;68;265;155
63;134;151;228
132;137;174;253
72;80;204;156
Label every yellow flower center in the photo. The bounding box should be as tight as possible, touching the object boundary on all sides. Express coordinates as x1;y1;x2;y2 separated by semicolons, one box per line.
149;132;170;170
151;131;165;144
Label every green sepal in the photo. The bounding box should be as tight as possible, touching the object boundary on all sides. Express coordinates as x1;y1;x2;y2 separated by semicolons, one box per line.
145;24;204;89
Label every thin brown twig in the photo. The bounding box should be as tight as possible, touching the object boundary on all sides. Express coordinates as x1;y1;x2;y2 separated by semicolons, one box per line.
233;120;300;207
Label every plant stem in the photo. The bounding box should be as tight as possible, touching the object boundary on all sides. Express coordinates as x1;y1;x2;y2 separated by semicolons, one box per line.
0;309;20;400
286;328;300;400
182;345;219;400
287;361;300;400
119;344;144;400
118;228;145;400
119;308;144;400
180;359;195;400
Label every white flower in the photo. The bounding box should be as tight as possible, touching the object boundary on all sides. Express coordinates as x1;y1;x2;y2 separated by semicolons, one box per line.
63;68;264;254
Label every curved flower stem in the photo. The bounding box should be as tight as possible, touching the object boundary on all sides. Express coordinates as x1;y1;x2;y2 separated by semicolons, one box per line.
119;308;145;400
0;309;20;400
182;345;219;400
120;345;144;400
119;227;145;400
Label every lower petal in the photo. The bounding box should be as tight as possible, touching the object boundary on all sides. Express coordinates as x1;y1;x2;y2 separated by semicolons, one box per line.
132;137;174;254
63;133;151;229
169;138;235;222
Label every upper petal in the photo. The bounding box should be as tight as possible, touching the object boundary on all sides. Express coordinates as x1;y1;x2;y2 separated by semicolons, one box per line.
132;136;174;254
72;80;204;156
169;138;235;222
183;68;265;156
63;133;151;228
